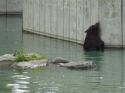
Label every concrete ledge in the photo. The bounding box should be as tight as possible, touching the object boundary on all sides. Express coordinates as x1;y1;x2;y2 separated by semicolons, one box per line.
105;45;124;49
0;11;22;15
23;29;83;45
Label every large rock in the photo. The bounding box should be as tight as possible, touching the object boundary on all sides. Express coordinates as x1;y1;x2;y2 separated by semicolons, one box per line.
0;54;16;67
59;61;96;69
12;60;48;69
0;54;15;62
51;57;69;64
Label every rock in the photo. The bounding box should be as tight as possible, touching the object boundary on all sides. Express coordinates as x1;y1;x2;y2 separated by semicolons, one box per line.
0;54;16;67
59;61;96;69
51;57;69;64
12;60;48;69
0;54;16;62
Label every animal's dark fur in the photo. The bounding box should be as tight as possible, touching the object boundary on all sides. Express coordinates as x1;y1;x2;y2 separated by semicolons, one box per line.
83;23;104;51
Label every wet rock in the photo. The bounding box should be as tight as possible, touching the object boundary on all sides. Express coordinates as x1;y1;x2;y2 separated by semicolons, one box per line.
0;54;16;62
59;61;96;70
0;54;16;67
12;60;48;69
51;57;69;64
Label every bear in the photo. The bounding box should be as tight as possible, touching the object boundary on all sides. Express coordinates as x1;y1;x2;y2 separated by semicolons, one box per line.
83;23;104;51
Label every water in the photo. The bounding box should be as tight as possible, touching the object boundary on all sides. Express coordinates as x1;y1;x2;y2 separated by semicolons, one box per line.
0;14;22;55
0;33;125;93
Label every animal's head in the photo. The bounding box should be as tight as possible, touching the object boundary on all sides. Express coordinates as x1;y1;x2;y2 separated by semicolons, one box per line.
85;23;100;36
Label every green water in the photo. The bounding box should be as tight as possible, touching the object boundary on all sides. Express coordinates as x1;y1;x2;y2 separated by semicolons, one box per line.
0;33;125;93
0;14;22;55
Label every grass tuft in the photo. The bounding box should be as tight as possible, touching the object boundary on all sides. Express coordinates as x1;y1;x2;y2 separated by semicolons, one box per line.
15;51;46;62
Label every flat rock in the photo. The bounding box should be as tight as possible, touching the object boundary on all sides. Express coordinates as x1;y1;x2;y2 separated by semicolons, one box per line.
12;60;48;69
51;57;69;64
59;61;96;69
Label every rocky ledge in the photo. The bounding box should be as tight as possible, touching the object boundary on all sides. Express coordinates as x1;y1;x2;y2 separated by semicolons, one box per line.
12;60;48;69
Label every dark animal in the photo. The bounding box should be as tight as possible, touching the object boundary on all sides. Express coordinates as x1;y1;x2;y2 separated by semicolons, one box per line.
83;23;104;51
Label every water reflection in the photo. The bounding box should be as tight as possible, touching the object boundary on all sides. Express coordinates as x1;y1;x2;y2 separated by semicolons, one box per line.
22;33;125;93
0;14;22;55
120;50;125;93
84;51;104;71
23;32;84;61
7;71;31;93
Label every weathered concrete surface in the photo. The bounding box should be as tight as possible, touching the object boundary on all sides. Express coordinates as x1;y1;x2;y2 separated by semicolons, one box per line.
23;0;125;48
23;0;99;44
0;0;22;13
0;0;6;12
99;0;122;47
123;0;125;47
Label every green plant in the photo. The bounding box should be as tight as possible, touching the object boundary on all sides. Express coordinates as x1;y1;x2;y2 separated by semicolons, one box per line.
15;51;29;62
15;51;46;62
29;53;46;60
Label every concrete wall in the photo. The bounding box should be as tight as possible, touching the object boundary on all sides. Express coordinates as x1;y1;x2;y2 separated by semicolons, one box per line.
23;0;99;44
99;0;122;47
0;0;22;13
23;0;124;47
123;0;125;47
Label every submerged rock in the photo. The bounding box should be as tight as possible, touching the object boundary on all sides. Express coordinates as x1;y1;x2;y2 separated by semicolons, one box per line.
12;60;48;69
51;57;69;64
59;61;96;70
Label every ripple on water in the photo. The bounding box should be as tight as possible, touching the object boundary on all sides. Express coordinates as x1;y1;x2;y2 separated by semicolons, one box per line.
12;89;30;93
12;75;31;80
7;83;30;93
6;72;31;93
15;81;30;85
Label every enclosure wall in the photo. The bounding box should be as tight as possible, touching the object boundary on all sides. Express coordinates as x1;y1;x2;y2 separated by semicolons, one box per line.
22;0;125;47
